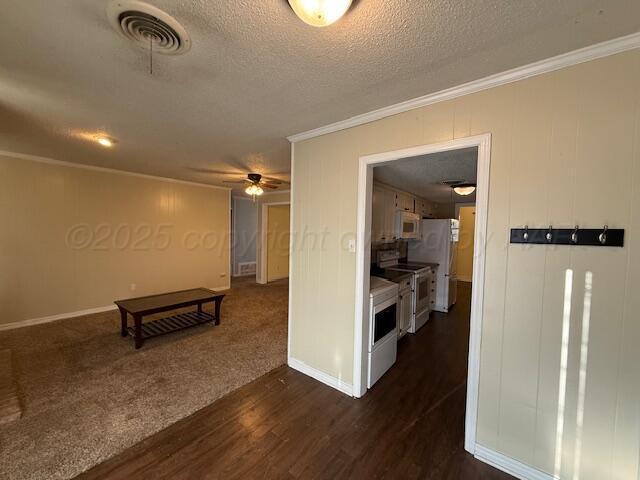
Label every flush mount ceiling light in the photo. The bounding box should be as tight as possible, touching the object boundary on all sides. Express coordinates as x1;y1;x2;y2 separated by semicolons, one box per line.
96;136;116;147
440;180;476;196
288;0;352;27
452;183;476;196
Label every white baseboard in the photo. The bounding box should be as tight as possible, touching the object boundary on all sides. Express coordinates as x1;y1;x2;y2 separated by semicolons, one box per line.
288;357;354;397
0;305;118;332
0;283;231;332
474;445;554;480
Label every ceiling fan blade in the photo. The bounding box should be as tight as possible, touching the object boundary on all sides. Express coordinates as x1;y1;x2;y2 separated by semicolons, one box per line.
222;180;249;184
261;176;290;184
261;184;279;189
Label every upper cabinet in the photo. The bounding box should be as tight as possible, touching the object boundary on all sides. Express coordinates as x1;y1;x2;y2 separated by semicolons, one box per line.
372;183;434;243
395;192;415;213
383;189;397;241
372;184;385;243
416;199;434;218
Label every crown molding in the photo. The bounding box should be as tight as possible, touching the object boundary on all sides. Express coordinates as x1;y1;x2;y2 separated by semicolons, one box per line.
287;32;640;143
0;150;231;191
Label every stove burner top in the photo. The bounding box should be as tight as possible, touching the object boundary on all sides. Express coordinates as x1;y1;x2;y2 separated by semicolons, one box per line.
375;270;413;282
390;263;430;271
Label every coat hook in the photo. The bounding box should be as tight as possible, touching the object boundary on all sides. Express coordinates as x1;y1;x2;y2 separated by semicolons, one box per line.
546;225;553;242
571;225;579;244
523;225;529;241
599;225;608;245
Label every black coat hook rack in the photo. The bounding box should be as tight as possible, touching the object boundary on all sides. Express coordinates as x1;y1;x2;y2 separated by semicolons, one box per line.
510;225;624;247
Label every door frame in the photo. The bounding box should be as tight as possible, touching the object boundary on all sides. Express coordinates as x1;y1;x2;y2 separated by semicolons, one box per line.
258;201;291;284
353;133;491;454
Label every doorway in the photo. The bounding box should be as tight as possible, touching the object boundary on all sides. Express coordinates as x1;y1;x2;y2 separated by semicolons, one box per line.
354;134;491;454
456;205;476;283
259;202;291;283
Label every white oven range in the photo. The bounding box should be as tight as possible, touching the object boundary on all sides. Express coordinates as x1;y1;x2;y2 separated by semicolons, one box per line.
368;276;398;388
377;250;436;334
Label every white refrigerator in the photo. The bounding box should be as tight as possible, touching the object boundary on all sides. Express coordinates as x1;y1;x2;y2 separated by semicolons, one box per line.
408;219;459;313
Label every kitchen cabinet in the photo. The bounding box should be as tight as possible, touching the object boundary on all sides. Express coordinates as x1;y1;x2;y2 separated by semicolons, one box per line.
382;189;396;242
416;199;434;218
372;183;431;243
397;280;413;338
372;185;397;243
372;184;385;243
426;267;437;311
395;192;414;213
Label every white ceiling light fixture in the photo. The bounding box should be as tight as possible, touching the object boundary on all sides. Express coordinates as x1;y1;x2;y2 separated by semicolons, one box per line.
96;136;116;147
452;183;476;196
288;0;352;27
441;180;476;197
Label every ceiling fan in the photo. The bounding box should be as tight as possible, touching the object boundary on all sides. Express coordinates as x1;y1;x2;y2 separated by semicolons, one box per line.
187;163;290;199
221;172;289;199
222;172;285;189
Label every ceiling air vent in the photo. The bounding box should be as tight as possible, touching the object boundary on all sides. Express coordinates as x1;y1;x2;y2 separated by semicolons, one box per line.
107;0;191;55
440;180;465;187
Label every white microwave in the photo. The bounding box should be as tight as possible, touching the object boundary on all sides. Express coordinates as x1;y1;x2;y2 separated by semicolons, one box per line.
395;211;421;239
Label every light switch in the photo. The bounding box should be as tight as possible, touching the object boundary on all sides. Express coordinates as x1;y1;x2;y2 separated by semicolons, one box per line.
348;239;356;253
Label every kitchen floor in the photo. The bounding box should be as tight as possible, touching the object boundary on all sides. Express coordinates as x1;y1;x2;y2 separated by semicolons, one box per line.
80;282;513;480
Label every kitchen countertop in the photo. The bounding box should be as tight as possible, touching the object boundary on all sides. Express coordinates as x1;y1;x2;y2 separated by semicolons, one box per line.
409;262;439;270
374;269;413;282
371;264;413;281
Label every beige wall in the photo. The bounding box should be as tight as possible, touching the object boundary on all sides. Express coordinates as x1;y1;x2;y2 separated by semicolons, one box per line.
0;155;230;326
290;50;640;479
256;192;290;284
266;205;290;282
457;206;475;282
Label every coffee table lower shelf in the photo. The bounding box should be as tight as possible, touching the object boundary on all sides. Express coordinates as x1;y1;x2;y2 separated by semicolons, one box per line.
126;311;216;340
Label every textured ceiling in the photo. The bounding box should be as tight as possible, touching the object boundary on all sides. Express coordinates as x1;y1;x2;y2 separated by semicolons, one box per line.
1;1;639;190
374;147;478;203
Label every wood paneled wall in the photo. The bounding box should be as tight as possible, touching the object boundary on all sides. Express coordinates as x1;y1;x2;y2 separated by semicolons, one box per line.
290;50;640;478
0;155;230;326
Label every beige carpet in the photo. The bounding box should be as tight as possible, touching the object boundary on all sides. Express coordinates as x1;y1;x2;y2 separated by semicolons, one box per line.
0;349;22;425
0;277;288;480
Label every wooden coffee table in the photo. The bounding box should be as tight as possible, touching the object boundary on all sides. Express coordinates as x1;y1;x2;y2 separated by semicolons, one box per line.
115;288;225;349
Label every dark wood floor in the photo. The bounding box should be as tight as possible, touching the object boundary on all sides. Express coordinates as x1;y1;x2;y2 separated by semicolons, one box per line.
79;283;513;479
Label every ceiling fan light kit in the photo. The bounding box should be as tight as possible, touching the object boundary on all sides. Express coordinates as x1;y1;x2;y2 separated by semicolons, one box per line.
288;0;352;27
245;184;264;196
